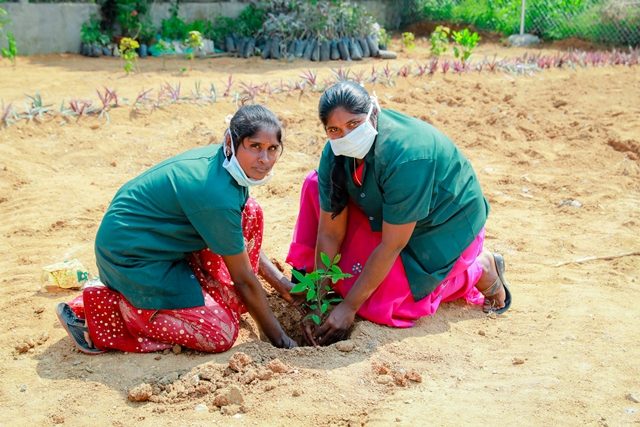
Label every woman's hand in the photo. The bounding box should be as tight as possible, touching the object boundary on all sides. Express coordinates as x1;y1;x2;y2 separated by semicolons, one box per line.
258;252;301;305
273;333;297;349
224;251;295;349
314;302;356;346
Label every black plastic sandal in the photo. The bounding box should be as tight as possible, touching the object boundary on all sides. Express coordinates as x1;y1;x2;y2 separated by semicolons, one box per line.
55;303;105;355
482;253;512;315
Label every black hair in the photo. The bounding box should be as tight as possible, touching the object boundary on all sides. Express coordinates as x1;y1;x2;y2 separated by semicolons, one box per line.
228;104;282;155
318;81;372;218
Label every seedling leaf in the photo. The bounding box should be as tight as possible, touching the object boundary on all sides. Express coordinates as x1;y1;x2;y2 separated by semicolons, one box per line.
291;268;307;284
320;252;331;268
310;314;321;325
306;287;316;301
321;301;329;313
291;282;307;294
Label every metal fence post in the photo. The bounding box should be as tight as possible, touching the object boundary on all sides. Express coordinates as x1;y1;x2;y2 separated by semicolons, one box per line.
520;0;526;36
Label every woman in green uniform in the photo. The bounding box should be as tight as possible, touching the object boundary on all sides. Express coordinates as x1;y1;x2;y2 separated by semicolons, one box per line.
57;105;297;354
286;81;512;345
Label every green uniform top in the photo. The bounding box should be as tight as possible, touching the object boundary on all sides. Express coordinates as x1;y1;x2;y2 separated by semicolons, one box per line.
95;144;248;310
318;109;489;301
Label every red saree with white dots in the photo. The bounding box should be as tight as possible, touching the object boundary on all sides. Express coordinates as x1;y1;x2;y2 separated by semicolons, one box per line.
67;198;263;353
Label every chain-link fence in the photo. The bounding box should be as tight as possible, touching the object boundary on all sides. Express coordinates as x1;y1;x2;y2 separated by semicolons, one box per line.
417;0;640;46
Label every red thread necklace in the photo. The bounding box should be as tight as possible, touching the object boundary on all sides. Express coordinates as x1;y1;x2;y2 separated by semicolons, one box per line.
352;158;365;187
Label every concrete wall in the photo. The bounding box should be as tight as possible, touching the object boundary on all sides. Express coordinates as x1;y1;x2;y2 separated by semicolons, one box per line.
2;3;99;55
1;1;392;55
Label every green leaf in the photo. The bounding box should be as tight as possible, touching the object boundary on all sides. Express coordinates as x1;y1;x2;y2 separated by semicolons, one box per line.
306;288;316;301
307;271;322;281
290;283;307;294
309;304;318;310
320;252;331;268
311;314;321;325
332;253;341;264
291;268;307;283
321;301;329;313
326;298;343;304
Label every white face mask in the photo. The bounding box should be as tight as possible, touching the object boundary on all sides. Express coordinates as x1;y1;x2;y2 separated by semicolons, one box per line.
329;98;379;159
222;130;273;187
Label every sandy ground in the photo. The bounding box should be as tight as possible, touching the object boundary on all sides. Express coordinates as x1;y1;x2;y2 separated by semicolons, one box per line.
1;38;639;426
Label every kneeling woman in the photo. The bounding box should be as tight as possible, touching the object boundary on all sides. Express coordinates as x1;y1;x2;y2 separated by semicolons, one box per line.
286;82;512;345
58;105;297;354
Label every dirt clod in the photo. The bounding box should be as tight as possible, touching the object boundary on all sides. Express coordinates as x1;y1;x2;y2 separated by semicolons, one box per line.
212;385;244;407
256;368;273;381
228;352;253;372
128;383;153;402
220;404;241;416
406;370;423;383
391;371;408;387
239;368;257;384
335;340;355;352
372;361;391;375
376;375;393;384
266;358;289;374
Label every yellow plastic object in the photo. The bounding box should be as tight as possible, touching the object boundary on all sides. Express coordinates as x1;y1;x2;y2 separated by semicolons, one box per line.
41;259;90;291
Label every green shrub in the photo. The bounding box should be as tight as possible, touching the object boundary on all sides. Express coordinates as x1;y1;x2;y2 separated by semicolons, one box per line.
208;15;235;46
429;25;450;56
81;13;102;44
1;32;17;65
402;31;416;50
115;0;150;38
452;28;480;62
187;20;213;38
161;1;188;40
421;0;456;21
236;3;266;37
378;27;391;47
0;7;9;31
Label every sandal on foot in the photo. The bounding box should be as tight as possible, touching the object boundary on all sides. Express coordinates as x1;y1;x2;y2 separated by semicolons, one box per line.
482;253;512;315
55;303;105;355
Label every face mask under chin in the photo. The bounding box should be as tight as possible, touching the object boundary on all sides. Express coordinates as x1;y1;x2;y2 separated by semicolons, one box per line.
222;130;273;187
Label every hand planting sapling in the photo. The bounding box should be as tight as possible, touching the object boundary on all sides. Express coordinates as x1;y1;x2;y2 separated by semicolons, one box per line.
290;253;352;328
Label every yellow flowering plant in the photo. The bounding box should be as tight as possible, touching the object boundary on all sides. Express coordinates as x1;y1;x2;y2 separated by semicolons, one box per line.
401;31;415;51
185;30;203;60
119;37;139;74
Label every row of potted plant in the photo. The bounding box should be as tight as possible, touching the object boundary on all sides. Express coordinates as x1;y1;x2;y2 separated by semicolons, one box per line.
79;0;389;61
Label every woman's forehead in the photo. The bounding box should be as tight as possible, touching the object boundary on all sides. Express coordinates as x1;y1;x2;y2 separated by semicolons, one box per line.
246;128;281;144
326;107;366;127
